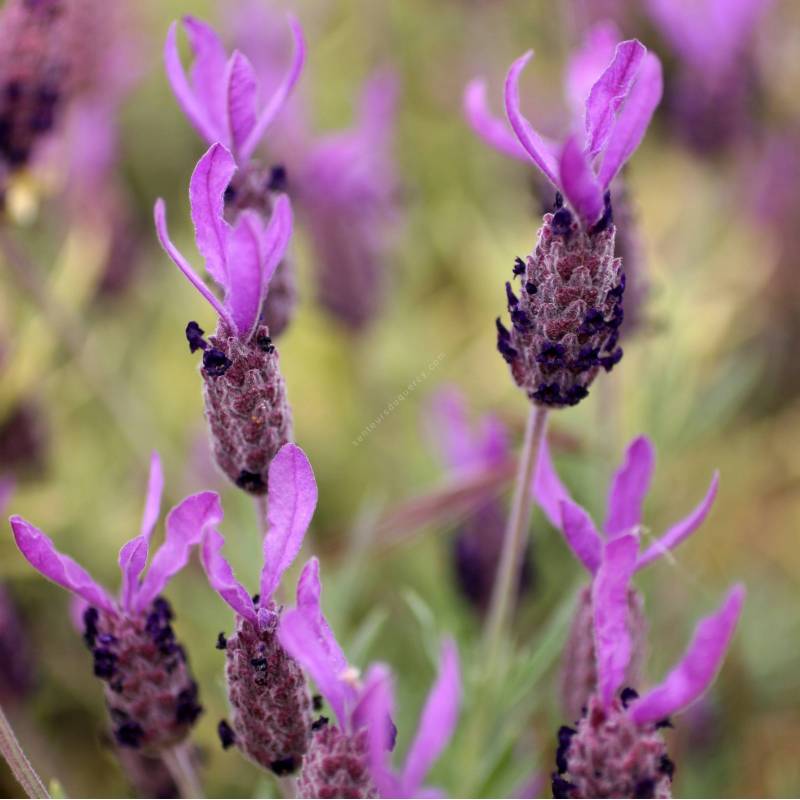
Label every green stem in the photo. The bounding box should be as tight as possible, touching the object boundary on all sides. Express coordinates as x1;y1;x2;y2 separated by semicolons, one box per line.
162;744;203;799
483;405;548;671
0;704;49;799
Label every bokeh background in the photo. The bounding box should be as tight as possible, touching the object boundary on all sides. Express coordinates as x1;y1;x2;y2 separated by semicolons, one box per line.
1;0;799;796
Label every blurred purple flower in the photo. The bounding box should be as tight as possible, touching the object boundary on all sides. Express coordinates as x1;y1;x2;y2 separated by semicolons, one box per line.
7;453;222;751
645;0;770;153
201;443;317;774
155;143;294;494
554;532;745;798
279;562;460;798
165;13;304;165
295;71;401;332
536;435;719;719
425;387;533;614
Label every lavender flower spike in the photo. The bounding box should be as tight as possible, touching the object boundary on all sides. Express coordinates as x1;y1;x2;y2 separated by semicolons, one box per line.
201;443;317;775
366;640;461;799
425;387;533;614
553;533;745;799
535;435;719;720
475;39;661;407
8;453;222;752
155;143;294;495
164;13;305;163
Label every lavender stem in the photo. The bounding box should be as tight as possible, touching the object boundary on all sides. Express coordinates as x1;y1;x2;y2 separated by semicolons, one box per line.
162;744;203;799
0;704;49;799
484;405;548;667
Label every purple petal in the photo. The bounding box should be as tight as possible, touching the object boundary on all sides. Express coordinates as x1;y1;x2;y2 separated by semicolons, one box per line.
182;16;229;143
559;499;603;575
140;451;165;540
295;558;348;676
475;415;510;469
201;528;257;623
463;79;529;161
360;664;400;798
629;585;745;725
260;194;293;293
278;604;352;729
240;14;306;162
0;478;14;515
402;639;461;795
260;444;318;602
357;69;399;141
135;491;223;612
531;434;572;529
189;143;236;289
503;51;560;186
226;51;258;157
636;472;719;571
9;516;115;613
604;436;656;536
565;21;621;121
597;53;662;189
153;199;233;326
223;210;265;338
593;534;639;707
164;21;220;145
584;39;646;158
558;134;604;224
118;536;149;612
425;388;478;472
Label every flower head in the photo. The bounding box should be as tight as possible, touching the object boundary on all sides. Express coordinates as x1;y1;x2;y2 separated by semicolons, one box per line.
296;70;401;332
201;443;317;773
554;532;745;798
279;562;460;798
466;31;662;228
8;453;223;751
164;13;305;164
155;144;295;494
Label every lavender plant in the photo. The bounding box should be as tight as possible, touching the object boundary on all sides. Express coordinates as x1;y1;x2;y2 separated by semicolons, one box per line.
552;532;744;799
279;558;461;798
200;443;316;775
155;144;293;495
7;454;221;753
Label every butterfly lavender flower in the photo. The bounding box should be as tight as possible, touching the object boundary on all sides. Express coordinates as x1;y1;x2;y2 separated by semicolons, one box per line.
279;559;461;798
645;0;770;154
201;443;316;775
535;435;719;722
7;454;222;752
552;532;744;798
155;143;294;495
466;35;661;407
165;13;304;336
425;387;533;614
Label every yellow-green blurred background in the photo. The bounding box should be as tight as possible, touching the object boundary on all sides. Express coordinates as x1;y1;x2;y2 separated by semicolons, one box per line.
1;0;799;797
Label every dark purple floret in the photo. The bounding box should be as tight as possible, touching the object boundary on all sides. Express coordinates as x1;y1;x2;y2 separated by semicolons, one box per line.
270;756;297;776
267;165;287;193
525;281;537;295
312;694;323;712
551;208;574;237
92;648;117;679
83;606;99;648
235;470;266;493
513;257;526;276
175;682;203;725
620;687;639;708
552;774;575;799
216;632;227;650
186;321;208;353
505;281;519;307
311;716;328;731
589;192;613;236
202;348;232;377
115;720;145;749
556;725;577;773
218;719;236;749
659;755;675;780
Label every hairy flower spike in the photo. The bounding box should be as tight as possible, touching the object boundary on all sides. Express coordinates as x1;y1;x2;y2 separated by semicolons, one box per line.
499;205;625;407
201;444;318;773
7;454;223;753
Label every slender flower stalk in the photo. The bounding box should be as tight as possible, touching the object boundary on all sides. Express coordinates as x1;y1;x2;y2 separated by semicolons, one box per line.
0;704;48;799
484;406;547;666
